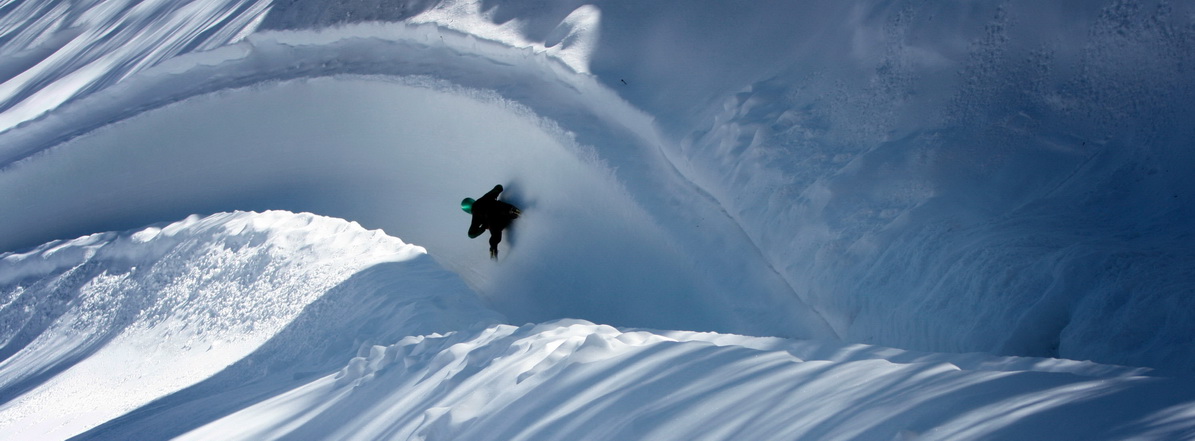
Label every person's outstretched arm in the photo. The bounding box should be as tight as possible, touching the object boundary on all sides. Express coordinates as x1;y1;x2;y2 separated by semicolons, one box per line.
479;184;503;202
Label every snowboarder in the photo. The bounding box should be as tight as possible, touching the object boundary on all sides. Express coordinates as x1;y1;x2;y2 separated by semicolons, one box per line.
461;184;521;259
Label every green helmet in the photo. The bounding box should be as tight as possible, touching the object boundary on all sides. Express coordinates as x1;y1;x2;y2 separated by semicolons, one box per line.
461;197;475;214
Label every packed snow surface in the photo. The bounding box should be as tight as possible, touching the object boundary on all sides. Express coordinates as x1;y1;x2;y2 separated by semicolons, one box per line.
2;0;1195;439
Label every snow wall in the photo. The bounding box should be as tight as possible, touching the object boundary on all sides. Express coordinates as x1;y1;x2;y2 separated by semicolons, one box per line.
1;0;1194;375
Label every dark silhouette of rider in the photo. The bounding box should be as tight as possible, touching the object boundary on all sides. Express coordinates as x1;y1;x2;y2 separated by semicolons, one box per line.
461;184;521;259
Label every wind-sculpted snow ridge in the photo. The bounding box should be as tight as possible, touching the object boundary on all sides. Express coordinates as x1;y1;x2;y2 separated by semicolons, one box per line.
0;211;502;439
5;212;1192;441
0;19;640;168
0;22;836;341
4;213;1189;440
0;0;271;132
160;320;1195;441
0;0;1193;439
1;0;1193;396
4;0;1191;374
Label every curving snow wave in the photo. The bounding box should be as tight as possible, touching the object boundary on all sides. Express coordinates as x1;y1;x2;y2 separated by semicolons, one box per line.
2;0;1195;438
0;0;270;132
1;0;1192;373
0;25;835;340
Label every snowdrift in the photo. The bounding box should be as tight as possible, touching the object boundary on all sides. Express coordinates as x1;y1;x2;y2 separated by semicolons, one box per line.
173;319;1195;441
0;211;500;438
2;0;1194;373
2;0;1195;438
4;212;1193;440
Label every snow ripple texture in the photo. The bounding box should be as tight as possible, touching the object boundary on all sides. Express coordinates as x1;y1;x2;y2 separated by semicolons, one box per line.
0;211;500;438
181;320;1195;441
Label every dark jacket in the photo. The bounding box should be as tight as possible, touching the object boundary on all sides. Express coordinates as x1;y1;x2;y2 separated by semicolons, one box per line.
468;185;519;238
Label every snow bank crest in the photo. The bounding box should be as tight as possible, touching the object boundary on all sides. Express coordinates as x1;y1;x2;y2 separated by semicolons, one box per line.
409;0;601;73
0;210;438;438
0;0;272;133
331;319;668;390
184;318;1195;441
1;210;419;286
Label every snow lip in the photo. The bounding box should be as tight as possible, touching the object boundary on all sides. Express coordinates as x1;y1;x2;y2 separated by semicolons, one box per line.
0;21;837;342
0;210;500;439
0;210;420;284
175;318;1193;441
0;20;600;168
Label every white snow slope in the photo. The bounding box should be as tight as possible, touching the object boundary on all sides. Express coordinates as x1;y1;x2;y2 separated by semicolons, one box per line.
1;0;1194;440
